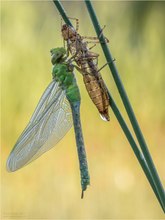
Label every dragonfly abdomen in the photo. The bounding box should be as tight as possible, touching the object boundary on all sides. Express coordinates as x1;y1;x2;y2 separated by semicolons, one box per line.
70;101;90;196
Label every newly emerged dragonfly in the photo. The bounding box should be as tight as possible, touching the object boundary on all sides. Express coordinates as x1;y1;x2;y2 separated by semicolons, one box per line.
61;18;110;121
7;47;90;198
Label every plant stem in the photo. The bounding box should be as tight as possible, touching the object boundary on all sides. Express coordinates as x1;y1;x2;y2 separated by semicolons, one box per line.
53;0;72;26
85;0;165;211
107;91;164;212
53;0;165;211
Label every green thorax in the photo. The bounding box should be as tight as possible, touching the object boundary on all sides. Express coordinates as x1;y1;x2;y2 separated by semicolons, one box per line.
51;47;80;103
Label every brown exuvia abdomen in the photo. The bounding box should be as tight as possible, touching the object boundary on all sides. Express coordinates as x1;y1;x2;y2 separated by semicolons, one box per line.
83;73;110;121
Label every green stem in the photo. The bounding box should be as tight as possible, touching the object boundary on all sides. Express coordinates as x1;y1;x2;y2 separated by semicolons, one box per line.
53;0;165;211
53;0;72;26
85;0;165;211
108;91;164;212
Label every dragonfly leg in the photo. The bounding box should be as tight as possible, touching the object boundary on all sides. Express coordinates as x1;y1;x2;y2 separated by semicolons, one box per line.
81;37;100;44
81;52;99;65
81;25;109;44
73;64;86;75
79;51;99;60
67;51;79;63
72;54;99;76
81;36;109;44
73;37;99;63
97;63;108;73
88;44;96;50
67;17;79;31
86;40;99;44
81;35;99;41
76;54;99;73
73;64;92;76
73;64;96;77
85;38;109;44
98;25;109;43
87;51;99;58
97;58;116;73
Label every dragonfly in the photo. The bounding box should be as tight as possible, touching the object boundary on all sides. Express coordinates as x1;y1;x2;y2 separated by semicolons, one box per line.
61;17;110;121
7;47;90;198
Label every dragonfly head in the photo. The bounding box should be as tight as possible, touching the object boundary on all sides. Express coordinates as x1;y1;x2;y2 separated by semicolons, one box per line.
50;47;66;65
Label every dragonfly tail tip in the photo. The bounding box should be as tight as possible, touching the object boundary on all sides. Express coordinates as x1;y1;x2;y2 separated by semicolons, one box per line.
81;190;84;199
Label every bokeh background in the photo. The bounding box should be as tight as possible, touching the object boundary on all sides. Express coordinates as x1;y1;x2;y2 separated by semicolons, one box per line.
1;1;165;219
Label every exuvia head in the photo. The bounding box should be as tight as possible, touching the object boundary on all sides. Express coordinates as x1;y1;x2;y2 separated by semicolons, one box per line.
61;24;76;41
50;47;66;65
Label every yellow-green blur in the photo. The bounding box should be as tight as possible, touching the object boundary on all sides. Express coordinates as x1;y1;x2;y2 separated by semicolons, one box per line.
1;1;165;219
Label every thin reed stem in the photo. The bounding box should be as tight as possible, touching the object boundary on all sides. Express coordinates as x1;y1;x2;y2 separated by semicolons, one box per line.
85;0;165;211
53;0;165;212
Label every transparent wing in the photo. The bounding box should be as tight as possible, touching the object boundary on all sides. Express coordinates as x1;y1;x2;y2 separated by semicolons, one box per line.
7;80;72;172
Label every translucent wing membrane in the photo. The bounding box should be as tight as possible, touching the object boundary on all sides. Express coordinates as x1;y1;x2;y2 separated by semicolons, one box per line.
7;80;72;172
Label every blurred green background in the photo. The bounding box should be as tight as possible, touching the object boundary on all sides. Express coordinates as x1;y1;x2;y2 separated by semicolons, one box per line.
1;1;165;219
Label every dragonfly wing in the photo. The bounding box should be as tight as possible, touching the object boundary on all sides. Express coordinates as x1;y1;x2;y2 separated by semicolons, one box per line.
7;80;72;172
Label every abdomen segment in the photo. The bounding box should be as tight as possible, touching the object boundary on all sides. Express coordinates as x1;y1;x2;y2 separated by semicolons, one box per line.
83;74;110;121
